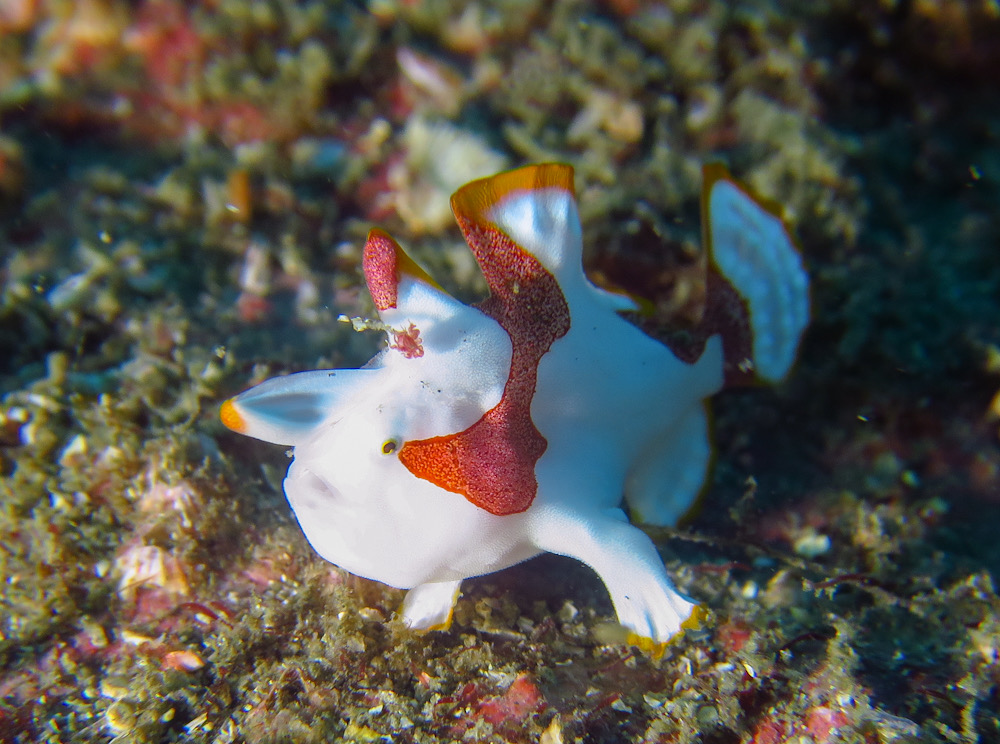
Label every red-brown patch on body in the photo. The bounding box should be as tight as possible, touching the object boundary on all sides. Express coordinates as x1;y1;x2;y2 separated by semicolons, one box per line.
656;271;754;387
398;166;573;516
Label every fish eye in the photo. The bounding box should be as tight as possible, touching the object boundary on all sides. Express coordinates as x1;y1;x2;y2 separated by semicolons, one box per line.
381;438;400;455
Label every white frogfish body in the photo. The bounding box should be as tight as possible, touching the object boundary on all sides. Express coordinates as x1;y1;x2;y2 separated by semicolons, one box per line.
221;164;809;651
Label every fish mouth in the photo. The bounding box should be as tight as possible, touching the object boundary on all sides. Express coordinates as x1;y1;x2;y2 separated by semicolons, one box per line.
285;463;343;510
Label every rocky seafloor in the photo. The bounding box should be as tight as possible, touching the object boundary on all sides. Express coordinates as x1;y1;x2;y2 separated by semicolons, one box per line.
1;0;999;742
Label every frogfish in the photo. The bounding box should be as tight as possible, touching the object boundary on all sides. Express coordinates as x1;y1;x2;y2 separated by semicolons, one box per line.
221;163;809;653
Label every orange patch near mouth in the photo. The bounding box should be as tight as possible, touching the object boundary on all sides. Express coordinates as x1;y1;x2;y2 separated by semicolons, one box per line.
219;399;246;433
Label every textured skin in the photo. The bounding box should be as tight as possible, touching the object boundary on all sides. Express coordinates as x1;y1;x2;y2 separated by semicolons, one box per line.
221;163;809;650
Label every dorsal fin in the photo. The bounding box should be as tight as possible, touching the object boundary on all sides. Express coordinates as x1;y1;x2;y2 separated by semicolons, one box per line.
450;163;582;285
701;163;809;382
450;163;575;229
363;228;444;313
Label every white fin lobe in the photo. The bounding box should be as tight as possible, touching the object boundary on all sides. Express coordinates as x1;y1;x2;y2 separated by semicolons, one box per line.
708;179;809;382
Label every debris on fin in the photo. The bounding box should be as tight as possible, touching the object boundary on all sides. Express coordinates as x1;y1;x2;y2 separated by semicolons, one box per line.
702;164;809;382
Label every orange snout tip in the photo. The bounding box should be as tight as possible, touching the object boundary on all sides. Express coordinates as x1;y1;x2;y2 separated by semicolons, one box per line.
220;399;245;433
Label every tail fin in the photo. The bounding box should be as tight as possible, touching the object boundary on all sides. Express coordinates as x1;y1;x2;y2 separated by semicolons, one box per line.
701;164;809;386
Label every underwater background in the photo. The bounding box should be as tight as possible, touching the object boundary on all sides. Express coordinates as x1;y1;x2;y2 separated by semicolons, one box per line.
1;0;999;741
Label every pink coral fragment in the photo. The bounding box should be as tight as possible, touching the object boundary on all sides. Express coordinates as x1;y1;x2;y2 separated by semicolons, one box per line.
162;649;206;672
477;674;545;726
805;706;849;743
750;718;788;744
